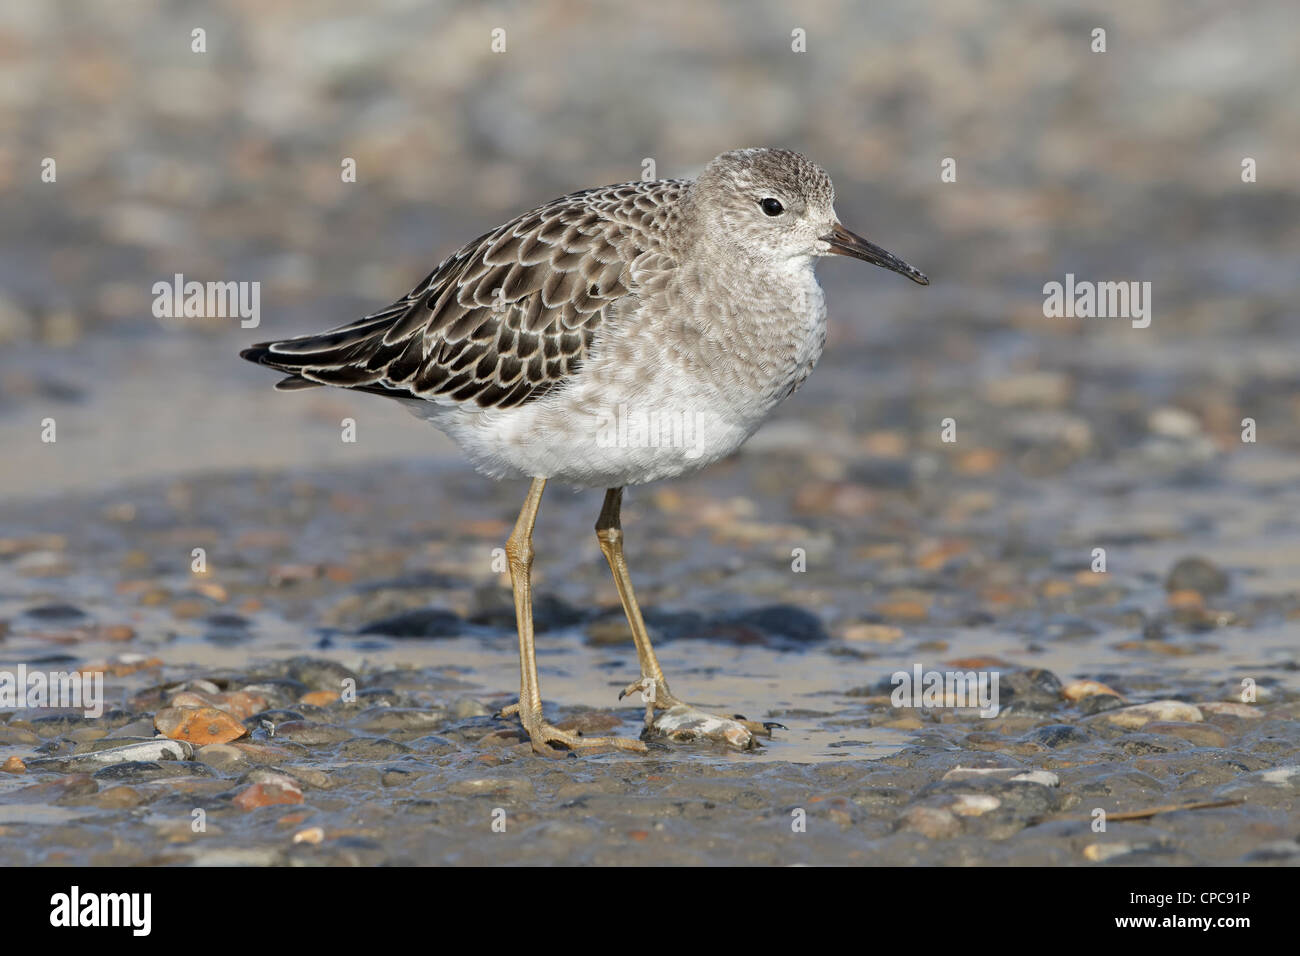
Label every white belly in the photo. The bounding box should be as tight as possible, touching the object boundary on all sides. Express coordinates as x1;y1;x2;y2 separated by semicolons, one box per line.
405;359;758;489
404;266;828;489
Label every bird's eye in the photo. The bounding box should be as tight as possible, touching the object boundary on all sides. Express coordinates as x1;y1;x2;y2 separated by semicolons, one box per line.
759;197;784;217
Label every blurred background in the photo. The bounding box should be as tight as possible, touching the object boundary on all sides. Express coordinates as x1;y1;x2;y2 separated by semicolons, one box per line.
1;0;1299;867
2;0;1297;497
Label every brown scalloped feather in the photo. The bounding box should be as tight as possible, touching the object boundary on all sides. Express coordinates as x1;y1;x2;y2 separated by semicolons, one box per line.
240;179;688;410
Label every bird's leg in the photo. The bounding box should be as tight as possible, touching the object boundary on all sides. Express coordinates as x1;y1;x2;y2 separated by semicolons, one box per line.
595;487;781;750
500;477;646;757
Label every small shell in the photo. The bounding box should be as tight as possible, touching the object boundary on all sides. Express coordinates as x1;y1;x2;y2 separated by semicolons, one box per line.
1062;679;1125;702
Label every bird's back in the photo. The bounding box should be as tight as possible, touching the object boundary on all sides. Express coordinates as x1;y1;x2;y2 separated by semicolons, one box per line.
240;177;693;411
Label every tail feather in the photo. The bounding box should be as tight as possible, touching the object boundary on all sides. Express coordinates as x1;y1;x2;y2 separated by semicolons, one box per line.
241;331;415;399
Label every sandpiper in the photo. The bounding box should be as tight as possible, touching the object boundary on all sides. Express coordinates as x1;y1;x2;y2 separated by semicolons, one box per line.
242;147;928;755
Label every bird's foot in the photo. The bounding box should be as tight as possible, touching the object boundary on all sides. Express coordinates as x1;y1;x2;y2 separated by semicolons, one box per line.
618;677;784;750
499;702;648;757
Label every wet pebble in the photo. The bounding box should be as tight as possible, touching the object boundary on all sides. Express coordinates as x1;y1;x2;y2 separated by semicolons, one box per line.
168;689;267;720
1143;721;1229;748
93;760;213;782
1077;693;1126;716
1117;733;1191;756
446;776;534;798
196;743;249;774
155;706;247;745
338;737;411;760
284;658;357;692
1165;557;1229;596
352;707;446;733
89;786;146;809
358;607;463;638
999;669;1065;712
1019;724;1093;750
1103;700;1203;729
272;720;351;745
28;737;192;771
898;805;961;838
232;774;304;810
1062;679;1124;702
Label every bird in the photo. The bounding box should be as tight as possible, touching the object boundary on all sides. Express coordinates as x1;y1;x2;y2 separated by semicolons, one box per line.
241;147;928;756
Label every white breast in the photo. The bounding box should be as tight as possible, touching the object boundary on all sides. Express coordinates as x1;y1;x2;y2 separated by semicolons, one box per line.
405;260;829;489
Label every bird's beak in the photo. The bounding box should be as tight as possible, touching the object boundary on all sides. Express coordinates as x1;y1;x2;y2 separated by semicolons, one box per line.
820;222;929;285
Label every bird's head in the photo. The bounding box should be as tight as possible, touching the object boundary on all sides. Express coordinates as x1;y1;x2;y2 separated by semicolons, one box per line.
692;147;928;285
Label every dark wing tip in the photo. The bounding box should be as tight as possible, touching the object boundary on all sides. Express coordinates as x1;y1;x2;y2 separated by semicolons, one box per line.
240;343;273;364
274;375;319;391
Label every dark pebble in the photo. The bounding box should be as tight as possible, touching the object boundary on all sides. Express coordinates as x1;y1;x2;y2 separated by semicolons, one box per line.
1117;733;1192;755
93;761;214;782
273;720;352;745
285;658;357;691
470;589;586;631
999;669;1064;712
1165;556;1229;595
22;603;89;621
1077;693;1126;716
1021;724;1093;749
359;607;463;638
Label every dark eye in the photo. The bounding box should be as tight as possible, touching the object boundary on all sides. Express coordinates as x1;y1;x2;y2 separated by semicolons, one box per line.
759;197;784;216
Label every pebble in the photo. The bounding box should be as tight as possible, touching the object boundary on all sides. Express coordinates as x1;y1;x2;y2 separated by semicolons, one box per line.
1143;721;1229;748
169;690;267;720
1104;700;1204;729
1256;766;1300;788
28;738;192;771
230;741;298;764
106;717;159;738
293;826;325;845
196;743;249;774
940;767;1060;788
1077;693;1126;716
999;669;1066;711
81;654;163;677
233;775;304;810
447;777;534;798
0;726;39;745
899;805;962;838
452;697;491;719
950;794;1001;816
272;720;351;745
93;760;213;782
339;737;412;760
299;690;339;707
90;786;145;809
155;706;247;745
1084;842;1144;862
1062;679;1124;702
1009;770;1060;787
1200;701;1263;719
872;598;930;622
285;659;357;692
352;708;446;733
841;623;904;643
358;608;463;638
1020;724;1093;749
1165;557;1229;595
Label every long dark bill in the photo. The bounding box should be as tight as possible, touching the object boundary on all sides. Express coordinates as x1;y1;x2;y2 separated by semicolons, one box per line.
822;222;929;285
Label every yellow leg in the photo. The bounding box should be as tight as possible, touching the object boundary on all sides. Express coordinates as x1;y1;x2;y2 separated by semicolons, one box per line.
595;487;781;749
595;488;674;702
501;478;646;757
